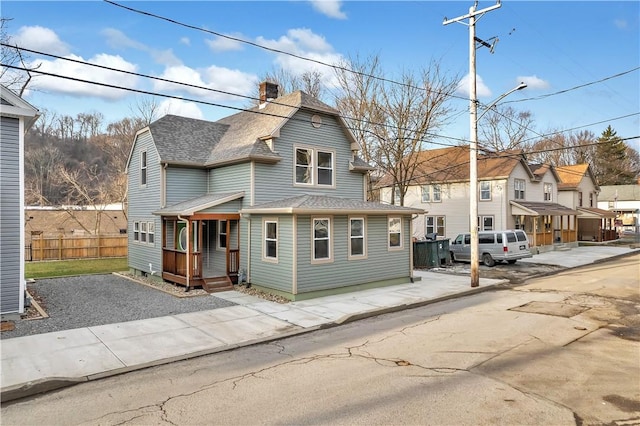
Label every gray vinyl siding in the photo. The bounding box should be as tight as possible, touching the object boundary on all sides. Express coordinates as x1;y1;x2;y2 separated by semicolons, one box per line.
248;215;294;293
208;163;251;208
127;130;163;274
254;111;364;204
295;215;412;293
1;116;21;314
166;167;207;205
200;199;243;213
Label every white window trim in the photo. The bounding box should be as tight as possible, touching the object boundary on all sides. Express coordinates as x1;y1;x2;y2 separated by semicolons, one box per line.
147;221;155;245
217;220;227;251
388;216;403;250
432;184;441;202
480;181;492;201
426;215;446;237
421;185;442;203
311;216;333;264
262;218;278;263
140;150;147;187
478;215;494;231
133;221;140;242
293;145;336;189
140;222;148;243
514;179;526;200
421;185;431;203
348;216;367;260
544;182;553;202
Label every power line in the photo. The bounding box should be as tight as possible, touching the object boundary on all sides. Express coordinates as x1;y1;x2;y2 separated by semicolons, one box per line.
102;0;472;103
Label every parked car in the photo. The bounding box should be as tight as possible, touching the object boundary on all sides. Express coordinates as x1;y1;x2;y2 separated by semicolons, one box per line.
450;230;532;267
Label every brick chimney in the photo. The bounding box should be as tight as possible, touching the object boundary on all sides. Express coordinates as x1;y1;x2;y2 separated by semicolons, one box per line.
259;81;278;104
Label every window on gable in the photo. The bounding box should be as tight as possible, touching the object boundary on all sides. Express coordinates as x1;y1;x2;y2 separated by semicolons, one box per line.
140;151;147;186
264;219;278;261
317;151;333;185
349;217;366;258
589;192;593;207
578;192;583;207
514;179;525;200
480;181;491;201
295;148;313;184
313;218;331;261
544;183;552;201
388;217;402;249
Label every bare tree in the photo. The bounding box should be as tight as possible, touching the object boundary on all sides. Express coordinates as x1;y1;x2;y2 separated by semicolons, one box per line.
1;17;38;95
528;130;597;166
253;68;325;106
24;144;63;205
478;105;535;152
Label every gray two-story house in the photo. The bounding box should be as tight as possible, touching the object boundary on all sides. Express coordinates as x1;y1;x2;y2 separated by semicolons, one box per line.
1;85;39;319
126;82;422;300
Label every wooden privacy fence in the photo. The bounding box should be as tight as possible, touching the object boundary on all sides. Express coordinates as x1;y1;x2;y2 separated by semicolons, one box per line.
26;234;128;261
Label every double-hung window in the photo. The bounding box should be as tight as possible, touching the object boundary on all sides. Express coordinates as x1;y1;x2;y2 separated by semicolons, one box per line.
295;147;334;187
349;217;366;259
140;151;147;186
133;222;140;242
388;217;402;249
421;185;442;202
263;219;278;262
544;183;552;201
480;181;491;201
426;216;445;237
140;222;148;243
312;218;332;262
514;179;525;200
148;221;155;244
478;216;494;231
589;192;594;207
133;221;154;245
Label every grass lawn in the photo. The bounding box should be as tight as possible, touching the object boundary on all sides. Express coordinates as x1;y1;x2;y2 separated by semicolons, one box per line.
25;257;128;279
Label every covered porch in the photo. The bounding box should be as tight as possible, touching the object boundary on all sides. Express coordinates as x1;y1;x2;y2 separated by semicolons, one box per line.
153;192;244;292
510;201;579;249
576;207;617;242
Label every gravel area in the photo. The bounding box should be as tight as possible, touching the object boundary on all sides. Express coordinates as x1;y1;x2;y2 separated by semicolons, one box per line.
1;274;237;339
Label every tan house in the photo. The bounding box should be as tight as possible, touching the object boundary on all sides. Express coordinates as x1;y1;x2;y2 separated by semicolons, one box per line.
379;147;578;251
556;164;616;242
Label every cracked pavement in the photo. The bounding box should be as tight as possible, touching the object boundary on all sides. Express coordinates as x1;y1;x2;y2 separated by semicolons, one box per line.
2;254;638;425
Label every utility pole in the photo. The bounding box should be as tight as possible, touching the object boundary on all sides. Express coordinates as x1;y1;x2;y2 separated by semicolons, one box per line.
444;1;501;288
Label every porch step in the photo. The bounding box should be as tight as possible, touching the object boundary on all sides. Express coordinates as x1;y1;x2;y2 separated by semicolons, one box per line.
202;276;234;293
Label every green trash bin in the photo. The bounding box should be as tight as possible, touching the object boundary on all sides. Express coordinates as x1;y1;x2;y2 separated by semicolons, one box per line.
413;239;451;268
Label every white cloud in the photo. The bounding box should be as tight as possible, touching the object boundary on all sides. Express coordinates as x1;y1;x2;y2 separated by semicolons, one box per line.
517;75;550;90
153;64;258;102
150;49;182;67
158;98;203;120
13;26;69;55
28;54;139;100
255;28;342;87
456;74;492;98
309;0;347;19
102;28;146;50
180;37;190;46
205;35;244;52
614;19;628;29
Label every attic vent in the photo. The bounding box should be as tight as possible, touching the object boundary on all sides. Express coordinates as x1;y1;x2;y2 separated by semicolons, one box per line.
311;115;322;128
259;81;279;104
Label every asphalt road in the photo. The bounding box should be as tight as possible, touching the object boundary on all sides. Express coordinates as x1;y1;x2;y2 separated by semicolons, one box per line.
2;254;638;425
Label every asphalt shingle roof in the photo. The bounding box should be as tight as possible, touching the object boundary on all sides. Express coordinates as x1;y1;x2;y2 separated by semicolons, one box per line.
153;192;245;216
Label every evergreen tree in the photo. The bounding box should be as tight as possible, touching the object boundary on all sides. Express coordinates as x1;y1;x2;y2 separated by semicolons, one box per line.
594;126;637;185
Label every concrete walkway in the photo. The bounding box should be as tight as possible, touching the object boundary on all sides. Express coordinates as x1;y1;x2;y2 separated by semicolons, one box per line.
2;245;636;402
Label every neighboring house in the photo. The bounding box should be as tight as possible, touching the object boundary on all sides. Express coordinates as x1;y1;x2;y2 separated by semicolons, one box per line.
379;147;578;251
1;85;39;319
598;183;640;232
126;82;422;300
556;164;616;242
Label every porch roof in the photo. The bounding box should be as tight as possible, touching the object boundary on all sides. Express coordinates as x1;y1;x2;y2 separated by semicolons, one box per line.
510;200;579;216
576;207;616;219
153;191;244;216
240;194;424;215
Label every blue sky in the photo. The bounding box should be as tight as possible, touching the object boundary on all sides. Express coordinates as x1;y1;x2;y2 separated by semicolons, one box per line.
3;1;639;151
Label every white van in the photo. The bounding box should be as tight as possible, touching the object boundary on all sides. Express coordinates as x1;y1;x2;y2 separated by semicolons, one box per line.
450;230;532;267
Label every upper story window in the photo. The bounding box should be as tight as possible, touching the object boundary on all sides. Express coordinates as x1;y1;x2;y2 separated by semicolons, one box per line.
388;216;402;249
514;179;525;200
589;192;594;207
480;181;491;201
421;184;442;202
140;151;147;186
578;192;583;207
294;147;334;187
544;183;552;201
394;186;401;205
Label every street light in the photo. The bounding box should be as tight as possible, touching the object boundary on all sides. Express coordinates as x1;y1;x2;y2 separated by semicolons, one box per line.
469;82;527;287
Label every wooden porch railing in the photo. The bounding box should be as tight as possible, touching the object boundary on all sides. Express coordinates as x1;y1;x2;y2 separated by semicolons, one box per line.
227;249;239;283
162;249;202;278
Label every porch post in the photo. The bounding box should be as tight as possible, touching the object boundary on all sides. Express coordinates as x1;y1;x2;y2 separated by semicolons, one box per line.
186;219;190;289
